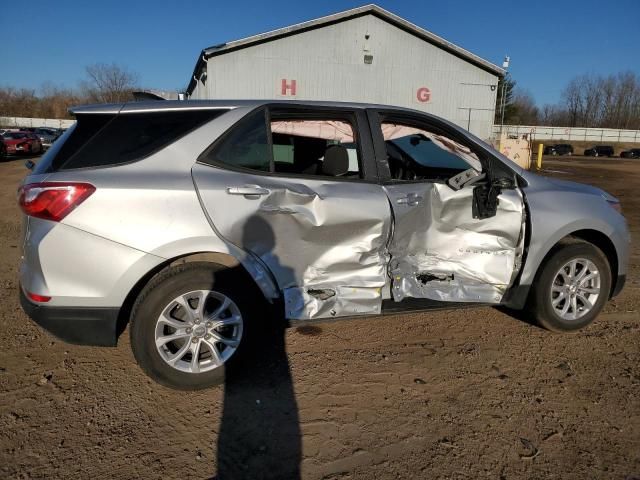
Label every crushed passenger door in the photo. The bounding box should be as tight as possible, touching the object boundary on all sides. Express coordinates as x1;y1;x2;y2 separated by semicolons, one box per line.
385;183;525;303
373;115;526;304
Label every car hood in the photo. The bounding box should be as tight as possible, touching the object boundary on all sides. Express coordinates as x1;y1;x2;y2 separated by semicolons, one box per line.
521;169;615;198
544;177;617;201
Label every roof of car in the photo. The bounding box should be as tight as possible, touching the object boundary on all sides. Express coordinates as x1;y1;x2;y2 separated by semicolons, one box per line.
69;99;429;116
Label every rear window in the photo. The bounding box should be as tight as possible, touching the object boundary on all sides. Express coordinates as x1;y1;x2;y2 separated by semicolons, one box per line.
3;132;29;139
36;109;226;173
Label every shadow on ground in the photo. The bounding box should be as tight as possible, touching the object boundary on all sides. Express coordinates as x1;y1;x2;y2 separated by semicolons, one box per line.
212;216;301;479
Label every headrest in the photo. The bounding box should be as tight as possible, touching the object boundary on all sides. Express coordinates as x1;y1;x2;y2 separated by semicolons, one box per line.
322;144;349;177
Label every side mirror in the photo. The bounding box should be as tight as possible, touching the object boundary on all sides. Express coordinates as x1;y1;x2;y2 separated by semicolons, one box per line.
25;160;35;171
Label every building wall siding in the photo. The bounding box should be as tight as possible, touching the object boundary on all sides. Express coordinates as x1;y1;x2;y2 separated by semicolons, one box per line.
197;15;498;138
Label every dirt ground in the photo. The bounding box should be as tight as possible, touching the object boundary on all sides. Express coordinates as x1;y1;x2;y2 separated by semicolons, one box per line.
0;155;638;479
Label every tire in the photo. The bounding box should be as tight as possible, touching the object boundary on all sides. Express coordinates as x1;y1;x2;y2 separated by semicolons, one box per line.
528;240;611;332
130;262;261;390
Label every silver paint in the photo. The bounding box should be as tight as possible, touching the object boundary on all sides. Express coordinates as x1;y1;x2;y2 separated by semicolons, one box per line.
18;100;629;325
384;183;524;303
192;165;392;319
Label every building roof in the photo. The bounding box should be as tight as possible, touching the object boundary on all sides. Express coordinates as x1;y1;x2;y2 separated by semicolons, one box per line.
187;5;504;95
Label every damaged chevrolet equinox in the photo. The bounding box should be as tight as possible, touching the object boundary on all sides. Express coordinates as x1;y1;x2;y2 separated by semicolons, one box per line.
19;101;629;389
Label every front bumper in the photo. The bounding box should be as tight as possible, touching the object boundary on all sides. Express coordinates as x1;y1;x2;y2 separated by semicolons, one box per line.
19;288;119;346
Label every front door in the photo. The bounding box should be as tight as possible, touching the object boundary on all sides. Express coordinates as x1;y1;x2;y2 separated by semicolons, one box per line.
192;106;392;319
369;111;526;304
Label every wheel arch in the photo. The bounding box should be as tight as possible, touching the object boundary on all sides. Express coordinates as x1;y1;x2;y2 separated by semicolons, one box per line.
115;251;277;342
504;228;620;309
567;229;618;295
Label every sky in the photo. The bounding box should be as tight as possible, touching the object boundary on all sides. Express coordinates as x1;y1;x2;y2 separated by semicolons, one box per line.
1;0;638;106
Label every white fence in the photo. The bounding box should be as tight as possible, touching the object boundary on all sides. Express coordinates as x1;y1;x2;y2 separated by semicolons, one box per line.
0;116;76;129
493;125;640;143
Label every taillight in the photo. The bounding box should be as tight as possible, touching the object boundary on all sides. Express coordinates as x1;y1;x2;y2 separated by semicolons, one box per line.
17;182;95;222
26;291;51;303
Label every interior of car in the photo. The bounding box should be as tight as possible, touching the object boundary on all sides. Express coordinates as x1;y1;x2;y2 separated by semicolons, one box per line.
271;119;361;178
382;122;481;183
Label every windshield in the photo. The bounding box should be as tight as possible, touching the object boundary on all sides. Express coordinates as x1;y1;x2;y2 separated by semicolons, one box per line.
3;132;28;139
390;134;474;171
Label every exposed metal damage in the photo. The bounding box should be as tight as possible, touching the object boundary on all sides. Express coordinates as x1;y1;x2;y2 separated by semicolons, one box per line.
250;180;525;317
221;176;393;320
386;184;525;303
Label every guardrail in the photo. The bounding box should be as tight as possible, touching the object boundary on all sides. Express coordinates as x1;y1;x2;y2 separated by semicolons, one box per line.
493;125;640;143
0;117;75;129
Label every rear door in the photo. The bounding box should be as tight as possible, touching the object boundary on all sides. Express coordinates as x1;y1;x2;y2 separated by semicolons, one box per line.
368;110;526;304
192;105;392;320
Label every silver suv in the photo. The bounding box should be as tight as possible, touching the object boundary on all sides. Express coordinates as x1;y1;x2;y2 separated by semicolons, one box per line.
18;101;629;389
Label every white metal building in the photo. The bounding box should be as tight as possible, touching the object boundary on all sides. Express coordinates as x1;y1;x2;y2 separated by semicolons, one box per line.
186;4;504;139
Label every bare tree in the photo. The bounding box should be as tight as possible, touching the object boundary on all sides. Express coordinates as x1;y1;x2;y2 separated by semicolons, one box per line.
0;87;40;118
539;104;569;126
81;63;139;103
508;90;539;125
559;71;640;129
562;77;584;127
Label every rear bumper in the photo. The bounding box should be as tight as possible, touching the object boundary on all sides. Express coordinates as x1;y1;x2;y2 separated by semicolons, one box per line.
19;288;119;346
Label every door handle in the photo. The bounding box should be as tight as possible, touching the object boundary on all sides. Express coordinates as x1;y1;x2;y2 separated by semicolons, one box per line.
396;193;423;206
226;185;270;196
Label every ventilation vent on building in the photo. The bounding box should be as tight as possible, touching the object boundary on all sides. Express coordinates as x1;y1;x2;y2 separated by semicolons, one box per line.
364;54;373;65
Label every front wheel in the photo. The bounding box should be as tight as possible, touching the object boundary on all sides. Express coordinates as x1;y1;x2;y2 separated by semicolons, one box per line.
528;240;611;332
130;262;258;389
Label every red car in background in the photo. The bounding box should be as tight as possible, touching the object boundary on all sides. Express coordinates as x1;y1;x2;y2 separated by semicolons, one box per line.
1;131;43;157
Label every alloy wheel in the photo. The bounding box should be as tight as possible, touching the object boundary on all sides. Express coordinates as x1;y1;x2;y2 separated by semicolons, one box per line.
550;258;601;321
154;290;243;373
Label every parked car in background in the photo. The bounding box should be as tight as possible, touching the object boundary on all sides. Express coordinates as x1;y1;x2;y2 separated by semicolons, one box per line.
584;145;614;157
18;100;629;389
2;131;43;155
21;127;62;150
620;148;640;159
543;144;574;156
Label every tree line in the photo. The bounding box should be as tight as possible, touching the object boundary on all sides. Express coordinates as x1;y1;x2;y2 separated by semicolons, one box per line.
0;63;138;119
498;71;640;129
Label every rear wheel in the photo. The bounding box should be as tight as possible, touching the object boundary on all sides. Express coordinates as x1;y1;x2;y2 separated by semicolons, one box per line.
130;262;259;389
528;240;611;332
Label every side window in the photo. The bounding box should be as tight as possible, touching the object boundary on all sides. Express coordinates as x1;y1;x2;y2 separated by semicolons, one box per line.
271;119;361;178
60;110;225;170
201;110;364;179
382;122;481;182
202;109;271;172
